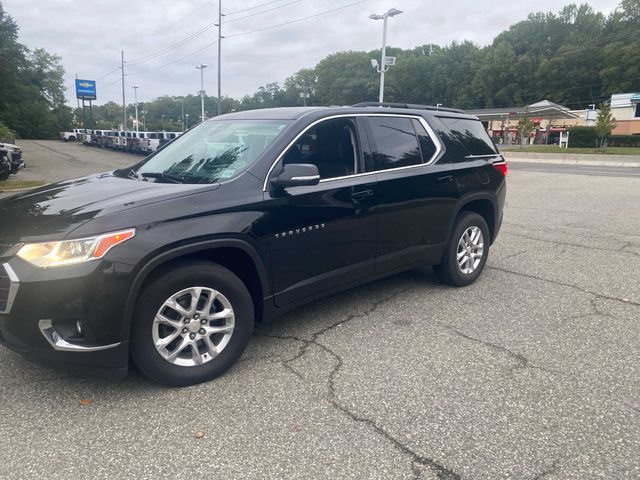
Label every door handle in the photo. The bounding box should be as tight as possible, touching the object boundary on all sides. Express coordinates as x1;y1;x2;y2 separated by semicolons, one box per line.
438;175;454;183
351;189;373;200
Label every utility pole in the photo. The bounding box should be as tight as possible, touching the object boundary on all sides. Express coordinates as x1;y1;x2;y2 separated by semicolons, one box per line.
196;64;209;123
132;85;139;132
121;51;126;130
217;0;223;116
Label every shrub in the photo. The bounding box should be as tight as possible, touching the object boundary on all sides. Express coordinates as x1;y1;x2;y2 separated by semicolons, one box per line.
608;135;640;147
567;126;599;148
0;121;17;143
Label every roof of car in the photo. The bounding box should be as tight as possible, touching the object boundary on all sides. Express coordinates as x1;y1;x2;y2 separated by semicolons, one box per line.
214;105;479;122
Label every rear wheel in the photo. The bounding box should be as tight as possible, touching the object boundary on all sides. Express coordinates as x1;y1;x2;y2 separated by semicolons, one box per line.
434;211;490;287
131;262;254;386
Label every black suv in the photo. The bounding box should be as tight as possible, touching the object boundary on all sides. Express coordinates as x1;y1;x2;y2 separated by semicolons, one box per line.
0;104;507;386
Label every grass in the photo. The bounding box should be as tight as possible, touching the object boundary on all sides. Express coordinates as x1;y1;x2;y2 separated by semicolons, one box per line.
0;179;46;191
501;145;640;156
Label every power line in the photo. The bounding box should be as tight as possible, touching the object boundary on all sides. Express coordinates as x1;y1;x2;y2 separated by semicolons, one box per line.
128;40;219;77
127;21;219;66
224;0;307;24
127;0;369;77
100;76;123;89
96;66;120;81
148;0;215;35
225;0;292;16
226;0;370;38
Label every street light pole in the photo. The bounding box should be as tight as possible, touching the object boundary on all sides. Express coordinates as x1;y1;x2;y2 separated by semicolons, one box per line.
196;64;209;123
217;0;223;116
369;8;403;103
132;85;139;132
185;113;190;130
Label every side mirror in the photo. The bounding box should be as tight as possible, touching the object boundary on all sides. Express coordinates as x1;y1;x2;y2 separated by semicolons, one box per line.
272;164;320;189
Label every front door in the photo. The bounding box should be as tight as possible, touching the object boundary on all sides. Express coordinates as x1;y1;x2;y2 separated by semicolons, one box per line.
264;117;377;307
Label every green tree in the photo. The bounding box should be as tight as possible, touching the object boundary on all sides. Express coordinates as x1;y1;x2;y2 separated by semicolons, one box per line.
595;102;616;147
0;2;72;138
518;116;535;146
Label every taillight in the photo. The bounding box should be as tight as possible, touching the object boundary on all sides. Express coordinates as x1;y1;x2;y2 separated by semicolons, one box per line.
492;161;508;177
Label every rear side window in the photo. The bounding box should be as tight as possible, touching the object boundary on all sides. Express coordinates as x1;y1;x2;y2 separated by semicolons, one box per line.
368;117;422;170
411;119;438;162
439;117;496;156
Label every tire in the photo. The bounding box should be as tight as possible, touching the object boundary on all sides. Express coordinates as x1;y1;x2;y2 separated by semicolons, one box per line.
131;261;254;387
434;211;490;287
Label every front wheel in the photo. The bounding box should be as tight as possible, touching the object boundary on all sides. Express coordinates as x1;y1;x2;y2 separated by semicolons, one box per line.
131;262;254;386
434;211;490;287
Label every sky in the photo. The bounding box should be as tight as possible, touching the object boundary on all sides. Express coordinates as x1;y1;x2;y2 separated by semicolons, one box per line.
4;0;622;106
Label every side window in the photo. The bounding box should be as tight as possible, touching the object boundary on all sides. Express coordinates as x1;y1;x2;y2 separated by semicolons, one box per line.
411;119;438;162
283;118;359;180
368;117;422;171
439;117;497;156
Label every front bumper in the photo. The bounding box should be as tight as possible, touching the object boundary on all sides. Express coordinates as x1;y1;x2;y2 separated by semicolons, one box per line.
0;256;133;375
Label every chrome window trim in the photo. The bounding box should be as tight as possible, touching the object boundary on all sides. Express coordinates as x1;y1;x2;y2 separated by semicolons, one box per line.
262;113;444;191
464;154;501;160
0;263;19;315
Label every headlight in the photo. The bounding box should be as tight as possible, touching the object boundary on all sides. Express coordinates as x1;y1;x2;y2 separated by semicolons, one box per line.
17;229;135;268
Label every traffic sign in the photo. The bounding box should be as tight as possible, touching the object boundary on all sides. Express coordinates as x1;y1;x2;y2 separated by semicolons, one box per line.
76;79;97;100
384;56;396;66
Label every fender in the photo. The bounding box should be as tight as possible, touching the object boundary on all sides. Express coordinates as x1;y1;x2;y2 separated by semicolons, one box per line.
120;238;271;340
447;191;499;243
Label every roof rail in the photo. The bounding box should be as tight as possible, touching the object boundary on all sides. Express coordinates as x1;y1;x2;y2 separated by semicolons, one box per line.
352;102;466;114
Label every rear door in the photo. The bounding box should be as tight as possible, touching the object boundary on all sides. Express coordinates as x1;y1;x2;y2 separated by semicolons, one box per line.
362;114;459;272
264;116;377;307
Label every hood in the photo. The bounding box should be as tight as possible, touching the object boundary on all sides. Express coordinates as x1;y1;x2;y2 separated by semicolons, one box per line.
0;143;20;151
0;173;219;245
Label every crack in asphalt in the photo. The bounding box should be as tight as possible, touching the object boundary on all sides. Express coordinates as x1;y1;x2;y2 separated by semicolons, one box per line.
532;459;560;479
257;286;462;480
502;221;640;245
487;266;640;307
501;230;640;258
433;321;559;375
254;262;638;478
500;249;529;262
507;205;640;222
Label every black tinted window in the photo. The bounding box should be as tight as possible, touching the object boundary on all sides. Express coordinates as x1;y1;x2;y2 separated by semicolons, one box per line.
412;119;438;162
283;118;358;180
439;117;496;156
369;117;421;170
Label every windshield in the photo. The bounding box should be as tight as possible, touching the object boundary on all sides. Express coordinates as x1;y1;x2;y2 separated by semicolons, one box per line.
135;119;290;184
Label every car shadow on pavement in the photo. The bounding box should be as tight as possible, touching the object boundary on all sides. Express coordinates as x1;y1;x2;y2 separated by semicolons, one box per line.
0;268;442;396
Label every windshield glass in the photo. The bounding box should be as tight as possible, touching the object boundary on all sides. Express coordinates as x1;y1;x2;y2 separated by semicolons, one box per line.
136;119;290;183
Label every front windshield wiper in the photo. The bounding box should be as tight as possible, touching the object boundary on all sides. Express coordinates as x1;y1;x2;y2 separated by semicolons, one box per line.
139;172;187;184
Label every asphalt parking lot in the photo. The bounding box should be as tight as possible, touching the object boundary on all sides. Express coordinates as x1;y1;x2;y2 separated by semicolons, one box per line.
1;141;639;479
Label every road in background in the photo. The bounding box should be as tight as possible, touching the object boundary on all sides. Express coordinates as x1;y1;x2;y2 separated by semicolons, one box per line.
1;141;639;479
510;161;640;177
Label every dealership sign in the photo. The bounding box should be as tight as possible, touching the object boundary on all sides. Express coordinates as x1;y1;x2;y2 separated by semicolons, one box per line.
75;79;97;100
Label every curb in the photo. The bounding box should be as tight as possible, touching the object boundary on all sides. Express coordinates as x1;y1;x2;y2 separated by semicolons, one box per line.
502;154;640;168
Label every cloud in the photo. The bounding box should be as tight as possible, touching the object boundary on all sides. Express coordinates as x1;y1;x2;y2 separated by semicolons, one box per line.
3;0;621;105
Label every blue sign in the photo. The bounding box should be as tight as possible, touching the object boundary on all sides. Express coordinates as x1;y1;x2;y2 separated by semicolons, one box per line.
75;79;97;100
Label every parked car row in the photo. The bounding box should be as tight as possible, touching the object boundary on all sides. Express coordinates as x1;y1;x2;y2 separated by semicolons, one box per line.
0;142;25;181
59;129;183;154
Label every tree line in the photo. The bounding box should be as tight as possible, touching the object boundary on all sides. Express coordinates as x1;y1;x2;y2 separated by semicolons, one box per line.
2;1;639;137
0;2;72;139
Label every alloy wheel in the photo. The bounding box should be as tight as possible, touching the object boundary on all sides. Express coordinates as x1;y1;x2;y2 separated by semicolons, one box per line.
456;226;484;275
152;287;235;367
